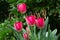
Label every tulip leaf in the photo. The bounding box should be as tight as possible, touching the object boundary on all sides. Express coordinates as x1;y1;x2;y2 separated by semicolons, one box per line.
8;25;24;40
34;25;37;40
22;28;26;33
50;29;57;40
51;29;57;35
47;25;51;40
28;25;35;40
38;31;40;40
43;17;49;33
42;17;49;40
8;25;17;32
47;25;58;40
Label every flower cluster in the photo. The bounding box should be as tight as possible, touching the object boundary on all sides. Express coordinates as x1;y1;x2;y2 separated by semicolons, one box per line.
14;15;44;40
15;3;45;31
14;15;44;31
14;3;45;40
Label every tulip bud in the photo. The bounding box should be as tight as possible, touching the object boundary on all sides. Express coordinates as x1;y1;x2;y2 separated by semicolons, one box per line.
35;18;44;29
25;15;36;26
23;33;28;40
17;3;27;13
14;22;23;31
26;27;30;35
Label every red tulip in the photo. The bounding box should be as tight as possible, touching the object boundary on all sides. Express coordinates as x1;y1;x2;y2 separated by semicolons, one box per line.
35;18;44;29
25;15;36;26
14;22;23;31
23;33;28;40
17;3;27;13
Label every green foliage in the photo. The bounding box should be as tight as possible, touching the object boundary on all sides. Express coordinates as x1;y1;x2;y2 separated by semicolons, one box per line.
6;0;60;15
0;23;11;40
5;17;58;40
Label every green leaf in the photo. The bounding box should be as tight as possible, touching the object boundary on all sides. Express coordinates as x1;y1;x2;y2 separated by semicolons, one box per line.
47;25;51;40
44;17;49;31
34;25;37;40
47;25;58;40
28;25;35;40
42;17;49;39
8;25;17;32
8;25;24;40
52;29;57;35
22;28;26;33
38;31;40;40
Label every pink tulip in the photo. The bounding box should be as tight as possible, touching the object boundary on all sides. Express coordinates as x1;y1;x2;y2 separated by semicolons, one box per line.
14;22;23;31
35;18;44;29
25;15;36;26
26;27;30;35
17;3;27;13
23;33;28;40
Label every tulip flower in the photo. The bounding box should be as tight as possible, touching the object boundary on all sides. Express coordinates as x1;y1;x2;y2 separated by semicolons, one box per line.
17;3;27;13
25;15;36;26
23;33;28;40
35;18;44;29
14;22;23;31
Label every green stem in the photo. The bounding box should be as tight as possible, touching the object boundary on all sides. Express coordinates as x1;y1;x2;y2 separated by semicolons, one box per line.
40;29;42;40
34;25;37;40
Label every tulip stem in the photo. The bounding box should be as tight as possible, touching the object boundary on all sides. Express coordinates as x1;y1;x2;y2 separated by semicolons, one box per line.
34;25;37;40
40;29;42;40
